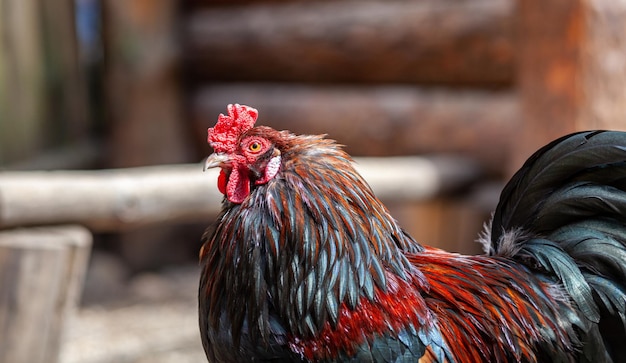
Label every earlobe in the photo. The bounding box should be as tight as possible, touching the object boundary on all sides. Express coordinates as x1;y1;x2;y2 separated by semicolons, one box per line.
256;154;282;185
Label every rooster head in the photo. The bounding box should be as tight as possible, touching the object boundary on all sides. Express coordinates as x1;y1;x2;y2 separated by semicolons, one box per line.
204;104;282;204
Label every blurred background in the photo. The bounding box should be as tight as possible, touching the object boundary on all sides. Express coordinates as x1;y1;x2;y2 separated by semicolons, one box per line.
1;0;626;362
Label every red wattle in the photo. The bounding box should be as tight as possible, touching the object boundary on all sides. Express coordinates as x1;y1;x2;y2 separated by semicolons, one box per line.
218;169;227;195
227;168;250;204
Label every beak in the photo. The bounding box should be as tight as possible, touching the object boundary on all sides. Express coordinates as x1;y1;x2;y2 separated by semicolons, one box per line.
203;153;230;171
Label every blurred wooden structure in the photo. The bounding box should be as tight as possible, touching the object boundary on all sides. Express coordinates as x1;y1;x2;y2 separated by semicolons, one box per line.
2;0;626;361
182;0;517;254
0;226;91;363
103;0;192;168
183;0;626;251
515;0;626;169
185;0;514;86
0;0;91;168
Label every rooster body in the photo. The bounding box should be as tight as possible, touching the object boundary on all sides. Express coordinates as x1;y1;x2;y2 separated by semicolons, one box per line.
199;105;626;362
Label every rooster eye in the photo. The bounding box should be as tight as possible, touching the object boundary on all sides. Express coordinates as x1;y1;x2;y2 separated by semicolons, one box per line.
248;141;262;153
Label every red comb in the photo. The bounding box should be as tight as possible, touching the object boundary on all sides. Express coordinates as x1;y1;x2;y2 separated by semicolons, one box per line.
207;104;258;153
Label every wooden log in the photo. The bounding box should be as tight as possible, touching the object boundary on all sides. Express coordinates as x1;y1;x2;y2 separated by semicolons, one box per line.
192;84;518;174
0;157;480;232
514;0;626;171
0;226;92;363
185;0;515;86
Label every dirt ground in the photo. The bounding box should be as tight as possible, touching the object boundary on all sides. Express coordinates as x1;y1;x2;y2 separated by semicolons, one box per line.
60;258;206;363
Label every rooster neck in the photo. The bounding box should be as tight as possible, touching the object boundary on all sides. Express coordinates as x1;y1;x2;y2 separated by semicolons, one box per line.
200;142;424;345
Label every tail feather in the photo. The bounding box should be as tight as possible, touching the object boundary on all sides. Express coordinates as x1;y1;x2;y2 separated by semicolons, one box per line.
490;130;626;361
492;130;626;244
587;275;626;329
553;222;626;282
535;183;626;230
518;238;600;324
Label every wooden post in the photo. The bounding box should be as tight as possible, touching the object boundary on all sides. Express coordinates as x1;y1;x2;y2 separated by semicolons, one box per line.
103;0;191;168
0;0;46;164
39;0;90;144
0;226;92;363
515;0;626;171
103;0;194;270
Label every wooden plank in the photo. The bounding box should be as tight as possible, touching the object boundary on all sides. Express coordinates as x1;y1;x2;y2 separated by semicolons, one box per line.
193;84;518;174
0;157;480;231
0;226;92;363
514;0;626;171
185;0;515;86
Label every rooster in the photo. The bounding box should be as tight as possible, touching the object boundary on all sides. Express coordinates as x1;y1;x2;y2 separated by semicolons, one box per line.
199;104;626;362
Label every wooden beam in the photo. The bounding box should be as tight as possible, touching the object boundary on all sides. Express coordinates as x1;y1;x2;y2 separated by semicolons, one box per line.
192;84;518;174
514;0;626;171
185;0;515;86
0;226;91;363
0;157;480;231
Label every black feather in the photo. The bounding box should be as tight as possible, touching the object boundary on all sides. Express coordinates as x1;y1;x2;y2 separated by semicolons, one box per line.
519;238;599;323
490;130;626;362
